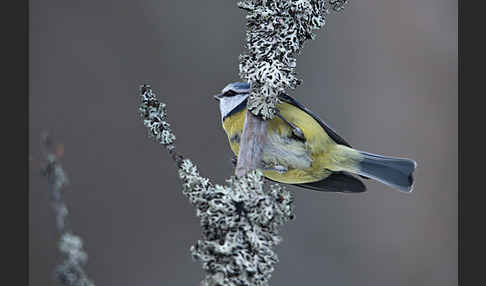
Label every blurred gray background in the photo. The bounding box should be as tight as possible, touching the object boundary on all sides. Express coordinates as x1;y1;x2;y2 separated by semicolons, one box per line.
29;1;457;285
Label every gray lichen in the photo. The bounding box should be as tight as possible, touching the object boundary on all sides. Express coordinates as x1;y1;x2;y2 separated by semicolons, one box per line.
138;86;176;150
238;0;348;119
139;85;295;286
40;134;95;286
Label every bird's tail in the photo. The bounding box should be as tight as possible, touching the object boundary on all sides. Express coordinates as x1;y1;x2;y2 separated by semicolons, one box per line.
333;146;417;192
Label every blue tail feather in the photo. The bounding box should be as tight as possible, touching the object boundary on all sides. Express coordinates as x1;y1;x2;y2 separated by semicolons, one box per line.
357;151;417;192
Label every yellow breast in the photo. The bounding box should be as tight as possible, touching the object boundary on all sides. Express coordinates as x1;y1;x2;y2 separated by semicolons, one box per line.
222;101;343;184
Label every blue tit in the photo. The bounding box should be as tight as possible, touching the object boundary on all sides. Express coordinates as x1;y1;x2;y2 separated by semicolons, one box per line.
214;82;417;193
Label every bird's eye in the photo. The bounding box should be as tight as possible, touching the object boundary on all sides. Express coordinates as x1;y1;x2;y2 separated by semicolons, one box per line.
224;90;237;97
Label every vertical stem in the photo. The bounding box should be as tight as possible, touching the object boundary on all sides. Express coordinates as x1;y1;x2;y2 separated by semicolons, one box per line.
235;110;269;177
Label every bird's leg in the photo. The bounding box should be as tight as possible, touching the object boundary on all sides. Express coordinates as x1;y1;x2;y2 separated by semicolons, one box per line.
275;110;305;140
231;155;238;168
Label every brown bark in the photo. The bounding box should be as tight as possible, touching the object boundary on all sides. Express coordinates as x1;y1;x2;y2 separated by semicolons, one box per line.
235;110;269;177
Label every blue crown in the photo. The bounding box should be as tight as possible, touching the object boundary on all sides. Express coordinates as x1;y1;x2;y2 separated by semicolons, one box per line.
222;82;250;94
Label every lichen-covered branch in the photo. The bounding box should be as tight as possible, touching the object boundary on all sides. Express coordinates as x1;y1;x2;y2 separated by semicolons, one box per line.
238;0;348;120
139;85;295;286
40;133;95;286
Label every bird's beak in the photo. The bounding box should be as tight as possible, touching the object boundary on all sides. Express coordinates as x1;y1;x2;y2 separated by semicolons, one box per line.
213;93;223;101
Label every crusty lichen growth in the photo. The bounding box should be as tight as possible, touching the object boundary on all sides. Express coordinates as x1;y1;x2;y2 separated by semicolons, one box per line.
139;85;295;286
40;134;95;286
238;0;348;119
139;86;176;150
183;164;294;286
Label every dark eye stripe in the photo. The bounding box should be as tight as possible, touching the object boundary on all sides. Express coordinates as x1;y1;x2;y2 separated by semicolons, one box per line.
223;90;238;97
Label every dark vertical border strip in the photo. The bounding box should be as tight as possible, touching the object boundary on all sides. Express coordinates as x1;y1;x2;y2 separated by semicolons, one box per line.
25;1;29;285
459;1;484;285
1;0;28;286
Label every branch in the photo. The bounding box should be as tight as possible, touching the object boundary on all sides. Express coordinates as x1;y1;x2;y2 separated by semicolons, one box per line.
139;85;295;286
40;133;95;286
235;0;349;177
235;111;269;177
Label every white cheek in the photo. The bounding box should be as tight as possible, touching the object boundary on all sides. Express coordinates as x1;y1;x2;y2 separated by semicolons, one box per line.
219;94;248;120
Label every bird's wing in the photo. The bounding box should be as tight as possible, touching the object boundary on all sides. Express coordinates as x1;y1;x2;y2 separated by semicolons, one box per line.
294;172;366;193
266;171;366;193
278;93;352;148
277;93;371;181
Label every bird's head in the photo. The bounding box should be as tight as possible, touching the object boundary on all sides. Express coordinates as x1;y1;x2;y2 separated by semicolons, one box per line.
214;82;250;120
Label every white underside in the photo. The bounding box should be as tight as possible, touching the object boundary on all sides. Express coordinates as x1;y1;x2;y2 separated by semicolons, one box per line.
262;132;312;170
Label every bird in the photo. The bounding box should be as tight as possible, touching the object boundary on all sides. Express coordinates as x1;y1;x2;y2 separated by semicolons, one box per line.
214;82;417;193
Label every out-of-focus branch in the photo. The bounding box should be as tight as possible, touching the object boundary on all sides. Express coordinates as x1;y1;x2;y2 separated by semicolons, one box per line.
235;0;349;177
139;85;295;286
40;133;95;286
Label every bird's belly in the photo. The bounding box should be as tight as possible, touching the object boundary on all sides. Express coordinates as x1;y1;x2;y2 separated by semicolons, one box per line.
261;131;330;184
227;128;331;184
223;104;336;184
262;132;312;170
